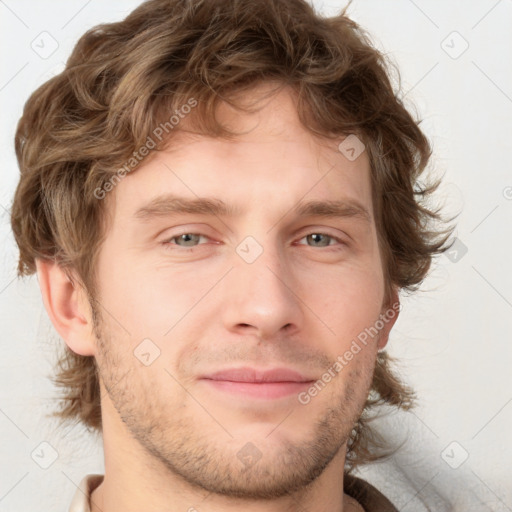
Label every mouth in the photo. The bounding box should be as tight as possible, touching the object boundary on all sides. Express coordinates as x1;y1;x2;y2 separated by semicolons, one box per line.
199;367;316;399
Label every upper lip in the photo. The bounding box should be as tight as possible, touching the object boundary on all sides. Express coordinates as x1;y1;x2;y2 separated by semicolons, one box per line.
201;367;314;383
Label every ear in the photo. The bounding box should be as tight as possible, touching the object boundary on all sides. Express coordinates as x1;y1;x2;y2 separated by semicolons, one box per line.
376;286;400;351
35;258;96;356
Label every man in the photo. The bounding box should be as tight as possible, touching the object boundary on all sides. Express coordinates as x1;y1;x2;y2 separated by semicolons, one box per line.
10;0;454;510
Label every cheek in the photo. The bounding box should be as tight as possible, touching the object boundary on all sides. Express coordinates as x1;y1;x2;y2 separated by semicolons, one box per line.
297;259;385;344
96;222;385;350
95;247;221;371
95;236;182;331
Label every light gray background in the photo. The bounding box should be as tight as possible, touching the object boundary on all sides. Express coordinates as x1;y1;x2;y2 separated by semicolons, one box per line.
1;1;511;511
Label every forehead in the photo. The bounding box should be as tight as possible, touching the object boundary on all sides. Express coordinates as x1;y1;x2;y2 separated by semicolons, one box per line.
108;83;373;224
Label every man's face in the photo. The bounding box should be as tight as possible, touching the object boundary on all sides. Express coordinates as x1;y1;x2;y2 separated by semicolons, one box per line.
91;83;394;498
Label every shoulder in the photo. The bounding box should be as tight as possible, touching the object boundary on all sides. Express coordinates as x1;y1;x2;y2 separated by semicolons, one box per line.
344;472;398;512
68;474;104;512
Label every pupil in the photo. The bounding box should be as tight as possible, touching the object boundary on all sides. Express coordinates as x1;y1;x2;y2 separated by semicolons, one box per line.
310;234;328;246
180;234;198;246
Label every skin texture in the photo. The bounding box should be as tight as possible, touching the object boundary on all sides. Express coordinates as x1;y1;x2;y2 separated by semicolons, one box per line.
37;83;398;512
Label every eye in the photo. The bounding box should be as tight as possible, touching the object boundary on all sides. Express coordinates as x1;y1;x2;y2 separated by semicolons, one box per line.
161;231;346;251
163;233;210;248
296;233;345;248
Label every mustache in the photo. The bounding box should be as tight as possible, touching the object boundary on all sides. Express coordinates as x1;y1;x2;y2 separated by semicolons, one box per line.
180;340;333;373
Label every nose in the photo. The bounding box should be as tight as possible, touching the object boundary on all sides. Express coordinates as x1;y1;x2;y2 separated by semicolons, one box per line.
220;241;303;340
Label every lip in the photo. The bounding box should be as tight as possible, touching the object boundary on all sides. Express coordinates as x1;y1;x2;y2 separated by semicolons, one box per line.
202;367;313;383
199;367;315;399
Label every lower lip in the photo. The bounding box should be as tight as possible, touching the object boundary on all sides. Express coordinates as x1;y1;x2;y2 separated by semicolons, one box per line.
201;379;313;399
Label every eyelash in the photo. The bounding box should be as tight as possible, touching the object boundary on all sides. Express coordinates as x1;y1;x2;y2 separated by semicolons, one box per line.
161;232;347;251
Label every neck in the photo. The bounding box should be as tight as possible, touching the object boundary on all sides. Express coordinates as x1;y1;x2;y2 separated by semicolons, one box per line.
90;473;362;512
90;449;357;512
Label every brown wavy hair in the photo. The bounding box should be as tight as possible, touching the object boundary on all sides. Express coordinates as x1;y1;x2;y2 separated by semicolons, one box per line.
10;0;455;471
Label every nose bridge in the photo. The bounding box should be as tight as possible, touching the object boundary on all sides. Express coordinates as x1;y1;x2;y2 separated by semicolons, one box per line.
241;236;287;294
221;233;302;337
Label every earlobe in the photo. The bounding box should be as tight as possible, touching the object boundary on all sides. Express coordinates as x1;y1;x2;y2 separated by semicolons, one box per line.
376;287;400;351
35;258;96;356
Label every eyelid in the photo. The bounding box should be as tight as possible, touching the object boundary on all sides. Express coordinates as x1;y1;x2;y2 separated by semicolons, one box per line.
161;229;348;250
158;224;215;242
295;233;347;248
294;225;350;244
162;232;212;245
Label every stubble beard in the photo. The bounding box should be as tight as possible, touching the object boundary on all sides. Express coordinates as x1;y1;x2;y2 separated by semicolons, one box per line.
91;302;373;500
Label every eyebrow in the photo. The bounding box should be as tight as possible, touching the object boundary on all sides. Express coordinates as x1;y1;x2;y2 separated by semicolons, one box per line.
134;194;241;220
133;193;371;224
294;199;371;223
